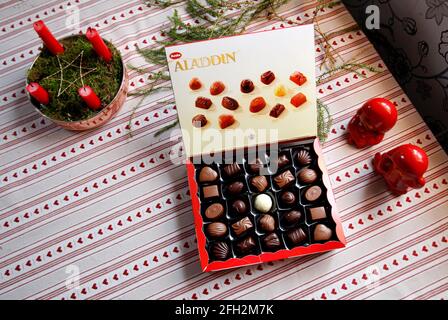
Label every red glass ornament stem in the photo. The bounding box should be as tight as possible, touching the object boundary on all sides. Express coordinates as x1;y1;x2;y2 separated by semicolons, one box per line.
78;85;102;110
26;82;49;105
33;20;64;55
85;27;112;63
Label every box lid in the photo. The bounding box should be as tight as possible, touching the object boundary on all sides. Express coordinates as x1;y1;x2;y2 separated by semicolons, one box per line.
165;24;317;158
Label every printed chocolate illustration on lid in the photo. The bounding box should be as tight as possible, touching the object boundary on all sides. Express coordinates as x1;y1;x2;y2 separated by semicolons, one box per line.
165;24;317;158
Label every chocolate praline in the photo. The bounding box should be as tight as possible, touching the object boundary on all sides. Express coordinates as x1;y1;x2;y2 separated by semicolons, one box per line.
240;79;255;93
251;176;268;192
198;166;218;182
281;191;296;205
206;222;227;238
273;170;295;189
211;241;229;260
231;217;253;236
203;185;219;199
276;154;290;168
248;158;264;173
263;233;281;249
297;149;312;166
254;194;273;213
205;203;224;220
227;181;244;194
287;227;307;245
232;200;247;215
297;168;317;184
283;210;302;225
223;163;241;177
236;236;256;253
304;185;322;202
259;214;276;232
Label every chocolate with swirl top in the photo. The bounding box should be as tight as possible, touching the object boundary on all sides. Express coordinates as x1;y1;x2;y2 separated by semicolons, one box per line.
250;176;268;192
273;170;295;188
263;233;281;249
231;217;253;236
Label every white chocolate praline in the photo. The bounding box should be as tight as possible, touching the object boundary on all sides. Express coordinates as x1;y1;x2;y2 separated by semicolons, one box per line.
254;194;273;213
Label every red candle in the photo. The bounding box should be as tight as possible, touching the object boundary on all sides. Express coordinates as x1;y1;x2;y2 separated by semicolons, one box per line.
33;20;64;55
85;27;112;63
26;83;49;105
78;86;102;110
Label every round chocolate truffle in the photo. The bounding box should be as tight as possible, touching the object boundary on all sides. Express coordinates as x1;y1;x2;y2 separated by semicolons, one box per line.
205;203;224;220
314;224;332;241
298;168;317;184
297;149;312;166
227;181;244;194
206;222;227;238
283;210;302;225
211;241;229;260
232;200;247;215
281;191;296;205
304;185;322;202
254;194;273;213
259;214;276;232
263;233;281;249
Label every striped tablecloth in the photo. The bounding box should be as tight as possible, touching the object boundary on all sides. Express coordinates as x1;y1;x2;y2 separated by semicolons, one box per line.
0;0;447;300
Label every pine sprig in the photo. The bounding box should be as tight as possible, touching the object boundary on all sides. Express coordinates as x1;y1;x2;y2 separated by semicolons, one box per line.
317;98;332;141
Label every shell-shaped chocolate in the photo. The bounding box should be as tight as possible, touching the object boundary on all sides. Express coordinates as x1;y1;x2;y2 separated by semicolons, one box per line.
297;150;312;166
223;163;241;177
273;170;295;188
212;241;229;260
263;233;280;248
232;217;253;236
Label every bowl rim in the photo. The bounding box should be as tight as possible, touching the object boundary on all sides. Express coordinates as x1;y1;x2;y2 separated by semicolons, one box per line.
25;34;127;124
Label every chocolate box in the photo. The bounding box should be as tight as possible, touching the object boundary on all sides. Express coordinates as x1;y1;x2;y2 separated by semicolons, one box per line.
165;24;346;272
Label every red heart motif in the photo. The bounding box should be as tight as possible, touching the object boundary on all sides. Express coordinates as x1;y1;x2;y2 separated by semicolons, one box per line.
354;168;360;174
173;246;179;253
367;214;373;221
47;251;52;257
358;218;364;225
416;139;422;144
136;212;142;218
331;288;337;295
246;269;252;275
107;224;113;231
36;256;42;262
184;242;190;248
57;246;62;253
117;220;123;226
257;265;263;271
202;288;209;295
383;264;389;271
344;78;350;83
235;274;241;280
345;172;350;178
424;188;430;193
441;236;447;243
156;203;162;209
153;256;159;262
433;183;439;189
143;260;149;267
320;293;327;300
140;162;145;168
412;250;418;256
123;269;129;276
402;255;408;261
406;197;411;203
393;259;398;266
387;206;392;212
348;223;354;229
362;273;368;280
377;210;383;216
133;264;139;271
336;81;341;87
26;260;32;267
14;217;19;223
83;187;88;193
396;201;402;207
335;176;341;182
213;283;220;290
415;192;421;198
316;47;321;52
15;265;21;271
318;89;324;94
224;279;231;285
422;246;428;252
98;229;103;235
70;293;76;299
44;204;49;210
81;288;87;295
77;238;83;244
102;279;109;285
163;251;169;258
341;283;347;290
92;283;98;290
191;293;198;300
67;242;73;248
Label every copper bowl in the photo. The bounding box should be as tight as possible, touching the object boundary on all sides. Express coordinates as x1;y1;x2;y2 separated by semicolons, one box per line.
26;35;128;131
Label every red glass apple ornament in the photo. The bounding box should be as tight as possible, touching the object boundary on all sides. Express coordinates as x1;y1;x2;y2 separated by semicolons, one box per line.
347;98;397;148
373;144;428;195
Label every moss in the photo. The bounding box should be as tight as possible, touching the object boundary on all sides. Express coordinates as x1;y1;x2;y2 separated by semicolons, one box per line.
27;35;123;122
